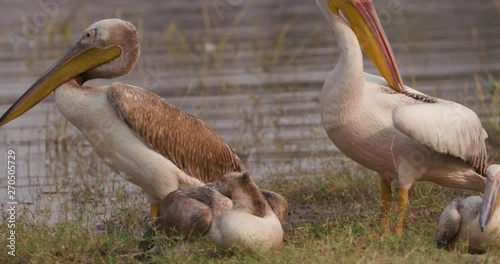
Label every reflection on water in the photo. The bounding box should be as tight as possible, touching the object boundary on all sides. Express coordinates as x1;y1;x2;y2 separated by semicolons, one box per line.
0;0;499;224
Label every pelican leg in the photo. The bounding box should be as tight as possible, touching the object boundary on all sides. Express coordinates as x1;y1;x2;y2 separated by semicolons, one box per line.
139;202;161;251
150;202;160;223
394;187;409;235
380;178;392;235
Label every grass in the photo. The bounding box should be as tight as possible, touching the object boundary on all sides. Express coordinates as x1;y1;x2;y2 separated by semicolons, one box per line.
3;164;500;263
1;0;500;263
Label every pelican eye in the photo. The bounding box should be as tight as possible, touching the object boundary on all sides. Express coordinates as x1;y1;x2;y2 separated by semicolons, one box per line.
80;29;96;43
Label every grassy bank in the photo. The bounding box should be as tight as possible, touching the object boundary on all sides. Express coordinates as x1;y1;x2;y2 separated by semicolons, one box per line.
1;143;500;263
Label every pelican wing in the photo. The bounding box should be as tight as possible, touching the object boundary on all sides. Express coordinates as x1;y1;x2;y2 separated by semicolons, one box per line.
392;101;487;175
107;82;244;183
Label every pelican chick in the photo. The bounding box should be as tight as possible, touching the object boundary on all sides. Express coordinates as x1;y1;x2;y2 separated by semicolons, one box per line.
156;182;288;240
156;183;232;239
209;172;285;253
436;165;500;253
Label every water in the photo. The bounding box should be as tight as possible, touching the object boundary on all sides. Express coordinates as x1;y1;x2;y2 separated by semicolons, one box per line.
0;0;499;223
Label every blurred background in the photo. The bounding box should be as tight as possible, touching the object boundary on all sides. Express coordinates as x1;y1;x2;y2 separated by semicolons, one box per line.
0;0;499;223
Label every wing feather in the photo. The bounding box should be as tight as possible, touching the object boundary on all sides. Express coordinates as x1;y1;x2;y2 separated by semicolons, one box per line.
107;82;244;183
393;100;488;175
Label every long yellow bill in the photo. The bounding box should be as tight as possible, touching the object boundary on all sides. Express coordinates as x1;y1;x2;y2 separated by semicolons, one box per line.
0;42;121;126
328;0;405;93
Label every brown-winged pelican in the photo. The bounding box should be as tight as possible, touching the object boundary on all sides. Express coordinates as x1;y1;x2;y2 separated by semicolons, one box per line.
0;19;244;220
316;0;487;235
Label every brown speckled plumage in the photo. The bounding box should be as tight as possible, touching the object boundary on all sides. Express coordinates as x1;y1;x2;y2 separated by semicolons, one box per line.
107;83;244;183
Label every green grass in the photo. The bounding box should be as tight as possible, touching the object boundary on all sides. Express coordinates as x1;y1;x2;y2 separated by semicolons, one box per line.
3;166;500;263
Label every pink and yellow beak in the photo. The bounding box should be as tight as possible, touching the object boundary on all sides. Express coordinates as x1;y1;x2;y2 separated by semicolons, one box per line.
0;40;121;127
327;0;405;93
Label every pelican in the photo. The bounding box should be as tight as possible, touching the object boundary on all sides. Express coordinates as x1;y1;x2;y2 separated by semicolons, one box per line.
0;19;244;220
209;172;284;253
157;180;289;239
316;0;487;234
436;165;500;253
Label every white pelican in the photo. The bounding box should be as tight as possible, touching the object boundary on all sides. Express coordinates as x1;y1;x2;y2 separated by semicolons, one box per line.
157;182;289;239
0;19;244;220
209;172;284;253
316;0;487;235
436;165;500;253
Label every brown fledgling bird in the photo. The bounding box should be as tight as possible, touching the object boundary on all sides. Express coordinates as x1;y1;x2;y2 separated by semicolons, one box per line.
210;172;285;252
157;172;288;253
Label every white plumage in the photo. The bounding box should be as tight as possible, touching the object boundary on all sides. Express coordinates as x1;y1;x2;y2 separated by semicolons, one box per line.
316;0;487;234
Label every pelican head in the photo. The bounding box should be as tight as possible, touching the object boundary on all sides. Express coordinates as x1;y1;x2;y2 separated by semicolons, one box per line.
261;189;290;225
480;165;500;231
436;196;487;253
218;172;269;218
436;199;462;248
315;0;405;93
0;18;140;126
